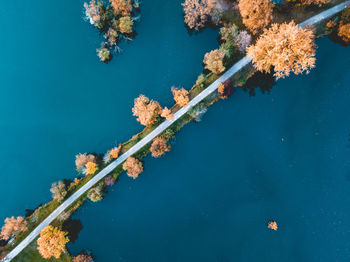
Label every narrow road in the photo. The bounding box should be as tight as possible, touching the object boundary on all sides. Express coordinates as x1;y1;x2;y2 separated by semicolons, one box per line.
3;1;350;261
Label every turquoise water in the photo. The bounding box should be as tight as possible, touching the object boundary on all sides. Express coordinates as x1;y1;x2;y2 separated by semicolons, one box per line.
1;1;350;262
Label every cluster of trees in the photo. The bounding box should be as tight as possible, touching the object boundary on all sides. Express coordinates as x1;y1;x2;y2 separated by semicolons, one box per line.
327;7;350;44
75;153;98;176
83;0;140;62
0;216;27;241
132;89;188;127
103;144;122;164
37;225;69;259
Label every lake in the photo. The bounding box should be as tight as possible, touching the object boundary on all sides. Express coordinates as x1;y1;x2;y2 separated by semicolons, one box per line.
1;0;350;261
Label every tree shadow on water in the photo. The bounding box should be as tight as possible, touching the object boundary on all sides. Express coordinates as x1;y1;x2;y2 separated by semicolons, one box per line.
62;219;83;243
240;71;276;96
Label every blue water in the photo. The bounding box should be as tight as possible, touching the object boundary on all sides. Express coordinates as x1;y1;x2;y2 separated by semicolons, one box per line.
1;1;350;262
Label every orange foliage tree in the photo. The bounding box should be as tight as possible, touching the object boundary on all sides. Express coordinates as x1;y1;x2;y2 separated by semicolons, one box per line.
247;21;316;79
203;49;225;74
73;253;94;262
123;157;143;179
132;95;162;126
84;161;98;176
338;22;350;44
0;216;27;241
238;0;274;35
150;137;171;158
161;107;174;120
171;87;190;107
110;0;132;16
37;225;69;259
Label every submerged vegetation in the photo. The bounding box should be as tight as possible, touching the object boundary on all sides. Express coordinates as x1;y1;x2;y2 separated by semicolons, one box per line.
1;0;350;261
83;0;141;63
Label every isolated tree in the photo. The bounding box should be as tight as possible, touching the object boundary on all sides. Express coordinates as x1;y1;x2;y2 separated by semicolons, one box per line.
182;0;216;30
238;0;274;35
37;225;69;259
0;216;27;241
50;181;67;201
123;157;143;179
132;95;162;126
84;161;98;176
300;0;330;6
75;153;96;172
87;186;104;202
247;21;316;79
161;107;174;120
97;47;111;63
171;87;190;107
218;80;234;99
110;0;132;16
338;22;350;44
150;137;171;158
73;252;94;262
203;49;225;74
119;16;134;34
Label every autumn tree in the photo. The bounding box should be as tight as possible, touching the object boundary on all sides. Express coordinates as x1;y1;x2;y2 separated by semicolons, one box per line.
75;153;96;172
132;95;162;126
104;175;115;186
119;16;134;34
73;252;94;262
150;137;171;158
87;186;104;202
104;144;122;163
97;46;112;63
247;21;316;79
84;161;98;176
110;0;132;16
182;0;217;30
50;181;67;202
123;157;143;179
104;28;119;45
338;22;350;44
238;0;274;35
300;0;330;6
161;107;174;120
171;87;190;107
218;79;235;98
37;225;69;259
0;216;27;241
203;49;225;74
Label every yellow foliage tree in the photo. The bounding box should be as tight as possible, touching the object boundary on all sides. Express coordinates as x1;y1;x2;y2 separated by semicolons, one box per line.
84;161;98;175
203;49;225;74
123;157;143;179
238;0;274;35
247;21;316;79
171;87;190;107
37;226;69;259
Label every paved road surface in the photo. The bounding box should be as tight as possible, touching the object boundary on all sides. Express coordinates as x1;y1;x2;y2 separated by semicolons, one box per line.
3;1;350;260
